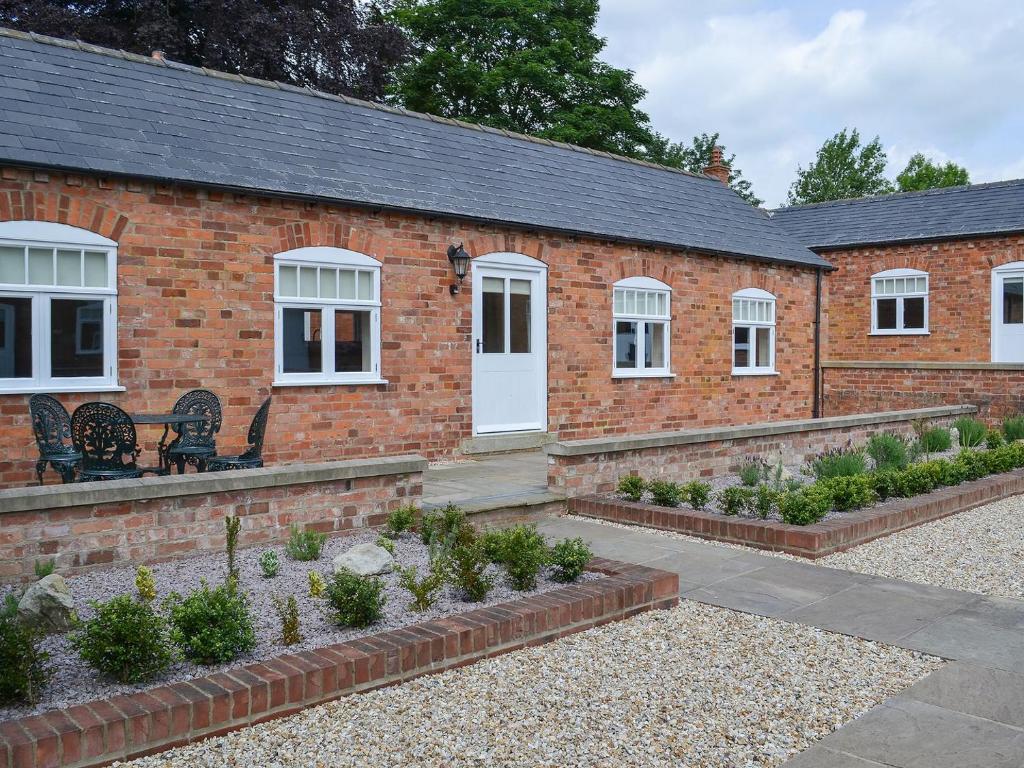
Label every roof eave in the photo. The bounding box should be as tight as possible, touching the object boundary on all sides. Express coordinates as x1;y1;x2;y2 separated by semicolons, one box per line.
804;228;1024;252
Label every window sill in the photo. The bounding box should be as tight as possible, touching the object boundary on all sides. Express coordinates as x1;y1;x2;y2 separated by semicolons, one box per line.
612;371;676;380
731;370;779;377
0;383;126;396
272;378;389;388
869;330;930;336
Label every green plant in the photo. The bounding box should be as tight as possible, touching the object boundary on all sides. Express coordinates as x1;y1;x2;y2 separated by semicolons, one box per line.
135;565;157;602
285;525;326;562
446;538;494;602
919;427;952;453
258;550;280;579
986;429;1005;449
1003;416;1024;442
819;475;877;511
375;535;396;555
384;504;417;538
680;480;712;510
165;581;256;665
0;607;51;704
308;570;327;599
549;537;592;583
716;486;755;516
808;446;867;480
487;525;549;591
953;417;988;448
420;503;466;546
33;558;55;579
737;458;765;487
647;480;682;507
324;570;386;627
616;475;646;502
953;449;989;481
982;443;1017;474
72;595;173;684
866;433;910;472
224;515;241;584
778;486;832;526
272;595;302;646
398;564;445;611
753;485;779;519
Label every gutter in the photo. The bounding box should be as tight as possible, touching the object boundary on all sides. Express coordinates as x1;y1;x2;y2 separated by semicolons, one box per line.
813;267;823;419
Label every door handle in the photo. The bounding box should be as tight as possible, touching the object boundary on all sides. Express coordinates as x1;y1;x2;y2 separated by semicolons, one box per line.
476;339;483;353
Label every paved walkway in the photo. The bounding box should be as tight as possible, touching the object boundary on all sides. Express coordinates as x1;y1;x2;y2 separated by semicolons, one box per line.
538;516;1024;768
423;451;557;512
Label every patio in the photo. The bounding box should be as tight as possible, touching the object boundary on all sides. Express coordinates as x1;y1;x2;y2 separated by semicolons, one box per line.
422;450;560;518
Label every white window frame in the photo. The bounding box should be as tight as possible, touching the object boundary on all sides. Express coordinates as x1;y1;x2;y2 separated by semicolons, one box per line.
611;276;673;378
732;287;776;376
870;268;929;335
272;247;385;386
0;221;120;394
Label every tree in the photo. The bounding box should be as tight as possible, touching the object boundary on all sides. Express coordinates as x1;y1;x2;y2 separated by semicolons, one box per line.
389;0;661;159
648;132;763;206
896;153;969;192
0;0;408;101
787;128;894;205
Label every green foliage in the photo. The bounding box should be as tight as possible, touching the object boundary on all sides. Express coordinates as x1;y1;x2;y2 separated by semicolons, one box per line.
0;608;51;704
33;558;55;579
72;595;173;684
681;480;712;510
398;564;445;611
258;550;280;579
716;486;755;516
738;458;765;487
787;128;893;205
819;475;877;511
919;427;952;453
375;535;396;556
753;485;779;519
385;504;417;538
647;132;763;206
548;537;592;583
647;480;682;507
867;432;910;472
1003;416;1024;442
986;429;1005;449
809;446;867;480
486;525;549;591
165;581;256;665
616;475;646;502
420;503;466;546
324;570;386;628
224;515;241;584
778;486;832;526
952;449;989;481
895;153;969;192
446;537;494;602
308;571;327;599
135;565;157;602
272;595;302;646
982;443;1018;474
285;525;326;562
953;417;987;448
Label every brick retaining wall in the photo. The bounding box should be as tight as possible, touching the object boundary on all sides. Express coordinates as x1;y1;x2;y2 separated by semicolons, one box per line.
0;559;678;768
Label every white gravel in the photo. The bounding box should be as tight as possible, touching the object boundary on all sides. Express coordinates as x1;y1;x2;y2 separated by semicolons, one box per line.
117;601;941;768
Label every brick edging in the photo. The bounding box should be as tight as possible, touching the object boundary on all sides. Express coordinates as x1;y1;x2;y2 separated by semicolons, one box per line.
570;468;1024;558
0;560;678;768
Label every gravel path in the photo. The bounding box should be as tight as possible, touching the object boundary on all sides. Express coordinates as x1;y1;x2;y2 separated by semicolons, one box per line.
117;601;940;768
0;531;599;721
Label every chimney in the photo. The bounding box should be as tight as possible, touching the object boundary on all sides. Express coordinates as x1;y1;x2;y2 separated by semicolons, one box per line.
151;50;165;62
703;145;730;184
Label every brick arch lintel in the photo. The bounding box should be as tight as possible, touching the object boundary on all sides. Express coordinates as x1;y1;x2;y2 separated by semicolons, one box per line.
0;189;130;242
272;221;381;258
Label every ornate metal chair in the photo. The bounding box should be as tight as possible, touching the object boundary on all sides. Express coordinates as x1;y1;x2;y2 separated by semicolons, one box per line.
205;397;271;472
28;394;82;484
165;389;222;474
70;402;144;482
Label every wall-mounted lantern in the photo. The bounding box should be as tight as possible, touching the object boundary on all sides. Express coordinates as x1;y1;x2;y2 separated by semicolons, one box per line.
447;242;471;295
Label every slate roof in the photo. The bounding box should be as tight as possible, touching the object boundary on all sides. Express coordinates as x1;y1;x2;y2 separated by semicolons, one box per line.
771;179;1024;250
0;28;828;269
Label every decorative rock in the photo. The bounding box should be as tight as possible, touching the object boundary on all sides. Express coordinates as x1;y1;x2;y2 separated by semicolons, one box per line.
18;574;75;633
949;426;960;447
332;543;394;576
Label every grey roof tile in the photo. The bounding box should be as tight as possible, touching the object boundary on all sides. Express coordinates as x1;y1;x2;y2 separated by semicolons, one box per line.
0;28;827;268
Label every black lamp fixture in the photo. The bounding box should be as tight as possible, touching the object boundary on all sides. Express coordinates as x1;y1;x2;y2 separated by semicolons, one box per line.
447;242;471;295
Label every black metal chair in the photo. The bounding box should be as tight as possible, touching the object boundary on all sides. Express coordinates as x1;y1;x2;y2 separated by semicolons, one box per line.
28;394;82;484
70;402;144;481
165;389;222;474
205;397;271;472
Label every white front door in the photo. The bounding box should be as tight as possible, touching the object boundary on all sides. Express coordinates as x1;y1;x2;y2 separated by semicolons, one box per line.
993;265;1024;362
471;254;547;434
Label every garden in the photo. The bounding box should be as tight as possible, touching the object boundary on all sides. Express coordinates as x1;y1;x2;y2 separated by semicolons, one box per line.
0;503;596;719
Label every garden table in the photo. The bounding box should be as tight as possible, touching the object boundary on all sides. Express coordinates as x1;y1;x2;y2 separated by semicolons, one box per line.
131;413;209;475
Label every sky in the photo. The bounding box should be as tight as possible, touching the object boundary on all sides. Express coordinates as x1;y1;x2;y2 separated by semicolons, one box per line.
594;0;1024;207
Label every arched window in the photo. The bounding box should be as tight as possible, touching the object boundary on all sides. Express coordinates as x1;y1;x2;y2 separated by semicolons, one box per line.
0;221;118;392
273;247;383;385
732;288;776;375
871;268;928;334
612;276;671;377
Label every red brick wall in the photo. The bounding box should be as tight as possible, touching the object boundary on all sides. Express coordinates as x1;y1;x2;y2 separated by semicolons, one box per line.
0;167;819;488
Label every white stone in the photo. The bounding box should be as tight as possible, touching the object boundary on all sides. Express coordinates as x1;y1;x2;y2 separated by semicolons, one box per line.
332;543;394;576
18;573;75;633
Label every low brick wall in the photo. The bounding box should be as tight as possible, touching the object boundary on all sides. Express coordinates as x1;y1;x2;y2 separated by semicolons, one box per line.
0;559;678;768
546;405;975;496
0;457;425;584
571;468;1024;558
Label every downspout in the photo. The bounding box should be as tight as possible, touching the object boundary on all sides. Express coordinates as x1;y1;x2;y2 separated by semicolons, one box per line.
813;267;823;419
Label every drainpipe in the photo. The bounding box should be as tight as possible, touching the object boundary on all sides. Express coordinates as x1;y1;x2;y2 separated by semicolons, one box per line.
813;267;823;419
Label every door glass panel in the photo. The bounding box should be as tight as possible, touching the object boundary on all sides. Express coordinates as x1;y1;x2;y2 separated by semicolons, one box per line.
1003;278;1024;325
509;279;531;353
56;250;81;286
339;270;357;299
755;327;772;368
298;267;317;298
319;268;338;299
0;246;24;284
0;296;32;378
876;298;898;329
335;310;371;372
83;251;108;287
645;322;665;369
481;277;505;353
358;271;373;300
278;265;298;296
51;298;103;377
615;321;637;369
613;289;624;314
733;326;750;368
282;307;322;373
903;297;925;329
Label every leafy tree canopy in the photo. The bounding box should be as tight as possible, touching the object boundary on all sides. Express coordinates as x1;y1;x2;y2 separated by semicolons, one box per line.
647;132;763;206
0;0;408;100
896;153;970;192
787;128;894;205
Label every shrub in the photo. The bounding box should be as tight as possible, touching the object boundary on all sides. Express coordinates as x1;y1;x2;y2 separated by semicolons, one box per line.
808;446;867;480
487;525;549;591
0;606;51;704
738;458;765;487
875;464;939;499
867;433;910;472
224;515;241;584
953;417;987;448
165;581;257;665
272;595;302;646
375;535;396;555
953;449;989;481
34;559;55;579
647;480;682;507
1003;416;1024;442
324;570;385;628
447;538;494;602
308;570;327;599
616;475;646;502
778;486;831;526
258;550;280;579
819;475;877;511
716;486;755;516
285;525;326;562
384;504;417;538
549;538;592;583
982;444;1017;474
135;565;157;602
72;595;173;683
986;429;1005;449
420;503;466;547
919;427;952;453
753;485;779;519
398;564;445;612
681;480;712;510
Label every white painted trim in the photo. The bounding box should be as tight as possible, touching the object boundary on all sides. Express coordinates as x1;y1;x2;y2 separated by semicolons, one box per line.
272;247;381;268
872;267;928;279
472;251;548;270
0;221;116;247
991;262;1024;362
614;275;670;291
0;384;126;396
732;287;775;301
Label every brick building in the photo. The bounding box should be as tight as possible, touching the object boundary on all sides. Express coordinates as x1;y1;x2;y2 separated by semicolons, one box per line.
0;29;830;489
772;180;1024;420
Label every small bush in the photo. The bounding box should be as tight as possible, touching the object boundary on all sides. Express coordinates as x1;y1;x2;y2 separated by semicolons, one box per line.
72;595;173;684
647;480;682;507
819;475;877;511
375;535;396;555
165;581;256;665
778;486;832;526
34;559;55;579
986;429;1005;449
1003;416;1024;442
258;550;280;579
285;525;326;562
616;475;646;502
447;538;494;602
982;444;1017;474
420;503;466;547
808;446;867;480
272;595;302;646
953;449;989;481
954;417;987;448
0;607;51;704
716;486;755;516
753;485;779;519
308;570;327;599
384;504;417;538
738;458;765;487
681;480;712;510
488;525;549;591
224;515;241;584
919;427;952;453
549;538;592;583
875;464;939;499
324;570;385;627
867;433;910;472
135;565;157;602
398;564;445;612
